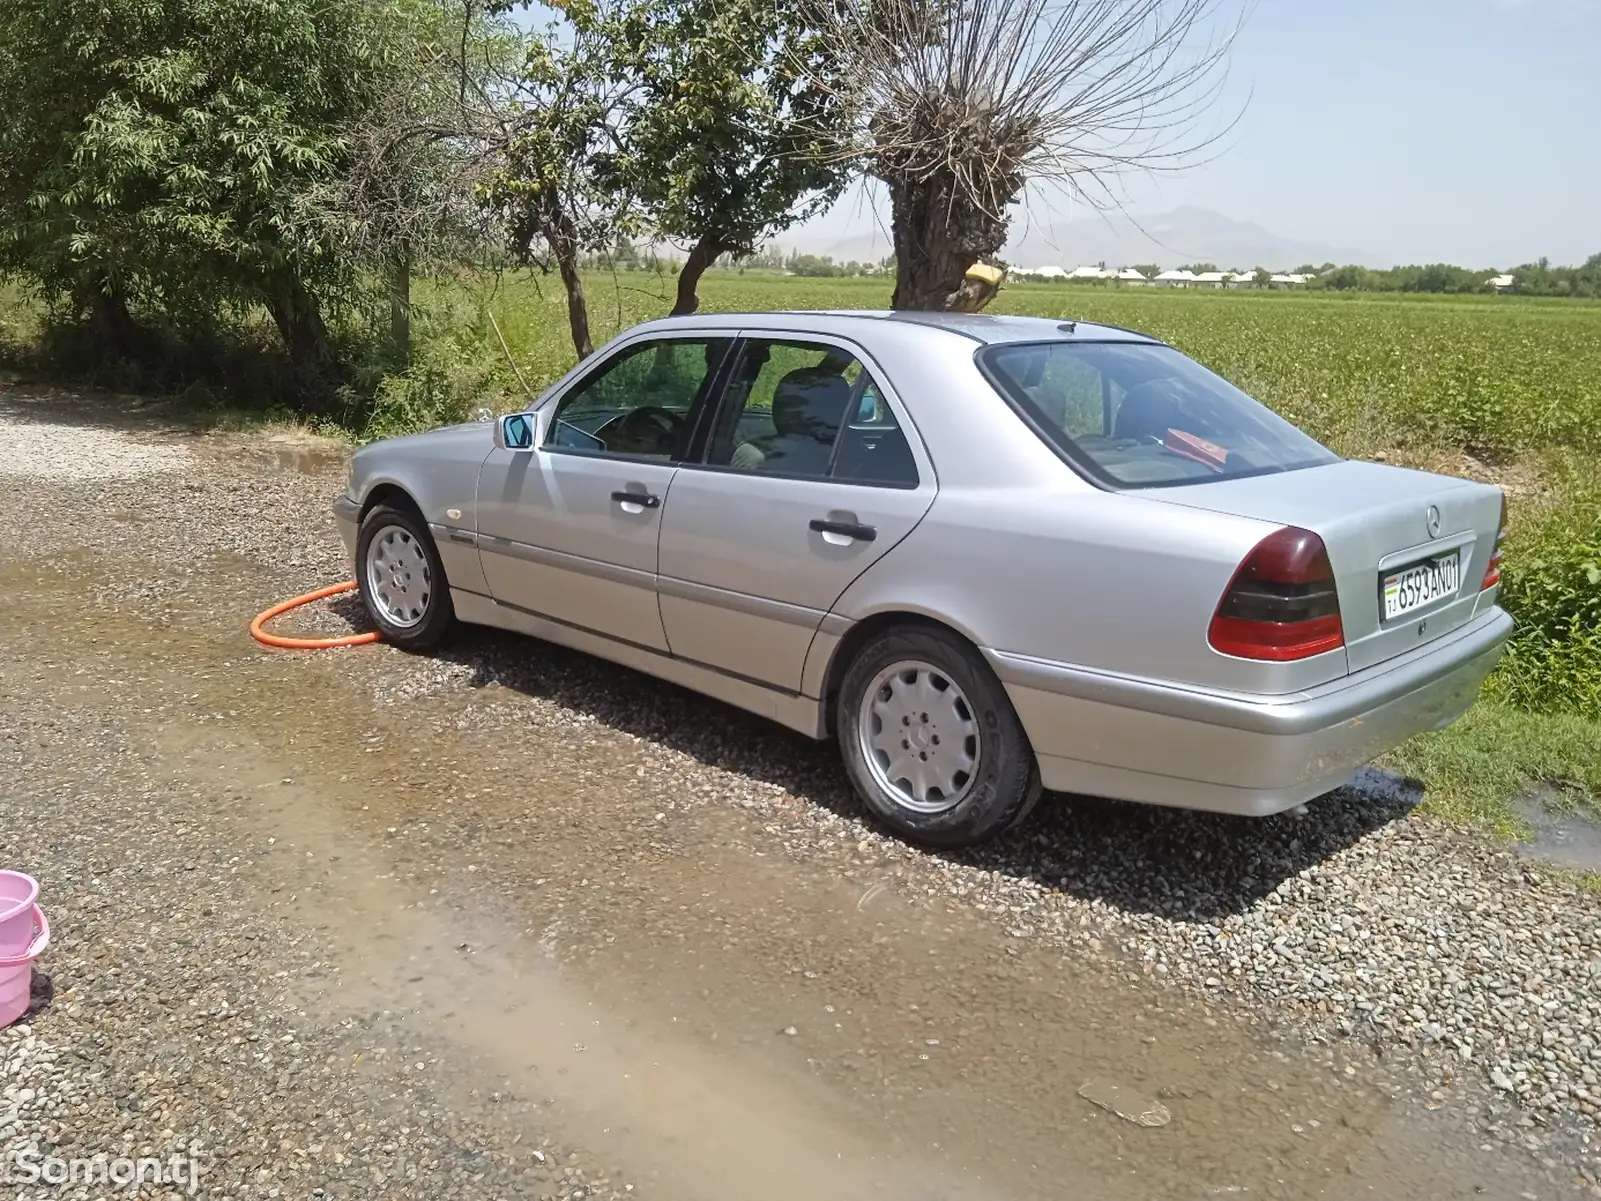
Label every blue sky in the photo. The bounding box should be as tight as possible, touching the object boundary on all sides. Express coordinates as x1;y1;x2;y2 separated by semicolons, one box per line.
797;0;1599;268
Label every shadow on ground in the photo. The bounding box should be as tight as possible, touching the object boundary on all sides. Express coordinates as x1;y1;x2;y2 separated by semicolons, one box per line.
0;375;200;436
421;624;1422;924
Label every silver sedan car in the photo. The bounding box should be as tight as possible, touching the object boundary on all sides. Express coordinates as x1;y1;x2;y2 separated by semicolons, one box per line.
334;311;1512;846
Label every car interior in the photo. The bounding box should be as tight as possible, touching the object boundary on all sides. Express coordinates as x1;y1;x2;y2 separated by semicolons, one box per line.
994;341;1336;486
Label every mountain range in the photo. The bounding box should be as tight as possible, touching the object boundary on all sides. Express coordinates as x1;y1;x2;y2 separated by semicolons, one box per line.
791;205;1385;272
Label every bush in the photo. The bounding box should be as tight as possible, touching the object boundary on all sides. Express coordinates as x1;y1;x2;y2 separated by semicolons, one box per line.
1493;474;1601;718
354;295;521;440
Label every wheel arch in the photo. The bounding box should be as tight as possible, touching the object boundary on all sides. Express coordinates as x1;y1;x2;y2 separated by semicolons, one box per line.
818;609;990;738
359;481;425;524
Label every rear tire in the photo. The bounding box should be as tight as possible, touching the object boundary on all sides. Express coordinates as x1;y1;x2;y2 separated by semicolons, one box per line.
356;503;454;650
836;624;1042;847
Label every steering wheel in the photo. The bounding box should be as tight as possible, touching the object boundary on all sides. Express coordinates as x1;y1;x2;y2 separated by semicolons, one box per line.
613;405;685;455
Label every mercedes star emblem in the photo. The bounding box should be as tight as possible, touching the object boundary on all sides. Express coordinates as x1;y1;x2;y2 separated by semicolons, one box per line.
1425;504;1442;539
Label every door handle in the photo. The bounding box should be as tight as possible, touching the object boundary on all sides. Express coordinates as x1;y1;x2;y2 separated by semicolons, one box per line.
809;518;876;542
611;490;660;509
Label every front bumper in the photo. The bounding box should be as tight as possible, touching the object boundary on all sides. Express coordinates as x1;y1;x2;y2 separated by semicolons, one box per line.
988;607;1513;816
332;495;360;558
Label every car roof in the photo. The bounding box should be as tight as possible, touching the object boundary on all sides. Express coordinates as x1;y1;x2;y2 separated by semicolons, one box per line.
627;309;1161;346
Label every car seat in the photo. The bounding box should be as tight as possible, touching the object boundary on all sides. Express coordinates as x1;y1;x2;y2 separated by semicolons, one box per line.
758;365;853;476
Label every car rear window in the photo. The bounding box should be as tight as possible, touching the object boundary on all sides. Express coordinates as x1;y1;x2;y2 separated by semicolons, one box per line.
978;341;1339;488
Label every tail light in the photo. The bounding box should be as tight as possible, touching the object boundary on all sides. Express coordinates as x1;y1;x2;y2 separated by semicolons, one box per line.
1481;491;1507;591
1209;527;1344;661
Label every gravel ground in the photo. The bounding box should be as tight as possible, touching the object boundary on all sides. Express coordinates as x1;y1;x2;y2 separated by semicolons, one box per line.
0;701;628;1201
3;381;1601;1197
0;416;189;479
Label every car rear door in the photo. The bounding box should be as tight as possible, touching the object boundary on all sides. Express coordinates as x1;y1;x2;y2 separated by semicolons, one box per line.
475;333;734;652
656;334;936;692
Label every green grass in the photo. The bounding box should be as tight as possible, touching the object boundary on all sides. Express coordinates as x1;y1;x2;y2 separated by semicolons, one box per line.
0;277;41;359
1380;701;1601;836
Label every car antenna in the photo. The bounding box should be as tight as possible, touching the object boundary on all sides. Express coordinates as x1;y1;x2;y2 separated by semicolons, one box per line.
488;310;541;405
1058;321;1077;334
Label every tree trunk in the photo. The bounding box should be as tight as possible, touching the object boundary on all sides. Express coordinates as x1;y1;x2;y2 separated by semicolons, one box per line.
76;276;142;360
539;202;593;361
265;276;333;371
671;234;725;317
389;246;412;366
887;173;1012;312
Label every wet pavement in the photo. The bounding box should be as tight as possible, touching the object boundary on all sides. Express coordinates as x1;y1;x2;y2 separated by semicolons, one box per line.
0;391;1594;1198
1516;786;1601;874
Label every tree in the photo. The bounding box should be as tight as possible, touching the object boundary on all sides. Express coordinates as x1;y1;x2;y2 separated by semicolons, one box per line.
788;253;846;276
1132;263;1160;279
1318;264;1372;291
488;3;640;360
313;0;518;364
810;0;1244;310
0;0;412;373
607;0;854;315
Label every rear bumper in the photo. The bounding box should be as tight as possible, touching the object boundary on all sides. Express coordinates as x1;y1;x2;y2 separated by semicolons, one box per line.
332;495;360;558
987;607;1513;817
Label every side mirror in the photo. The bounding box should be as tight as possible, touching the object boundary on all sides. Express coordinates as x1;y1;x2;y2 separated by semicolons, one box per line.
493;412;537;451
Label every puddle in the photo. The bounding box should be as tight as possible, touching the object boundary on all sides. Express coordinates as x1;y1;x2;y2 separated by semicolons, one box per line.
253;436;348;475
1515;783;1601;872
1343;764;1426;808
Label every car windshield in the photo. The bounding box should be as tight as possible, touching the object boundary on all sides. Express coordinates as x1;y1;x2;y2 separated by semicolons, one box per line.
980;341;1339;488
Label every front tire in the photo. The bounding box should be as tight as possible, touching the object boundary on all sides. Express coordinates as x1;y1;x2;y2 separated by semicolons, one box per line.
836;624;1041;847
356;503;454;650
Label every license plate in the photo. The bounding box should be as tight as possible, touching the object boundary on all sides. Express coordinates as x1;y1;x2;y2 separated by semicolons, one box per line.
1382;551;1461;621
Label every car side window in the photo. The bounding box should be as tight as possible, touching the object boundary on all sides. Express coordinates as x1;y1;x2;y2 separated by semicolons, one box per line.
545;337;730;461
705;339;918;486
831;380;919;487
706;339;857;478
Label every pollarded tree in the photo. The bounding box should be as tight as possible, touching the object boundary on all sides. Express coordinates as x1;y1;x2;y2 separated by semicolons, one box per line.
809;0;1245;311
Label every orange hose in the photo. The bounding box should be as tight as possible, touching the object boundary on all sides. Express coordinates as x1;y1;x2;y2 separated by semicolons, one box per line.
250;581;382;649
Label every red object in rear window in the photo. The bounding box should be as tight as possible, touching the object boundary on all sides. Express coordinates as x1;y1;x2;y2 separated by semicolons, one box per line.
1481;491;1507;590
1163;428;1230;471
1209;527;1345;661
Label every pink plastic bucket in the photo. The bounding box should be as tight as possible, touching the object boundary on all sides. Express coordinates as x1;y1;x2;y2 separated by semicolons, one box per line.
0;872;39;957
0;873;49;1028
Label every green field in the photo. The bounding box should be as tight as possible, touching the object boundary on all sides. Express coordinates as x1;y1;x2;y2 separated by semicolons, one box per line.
4;273;1599;837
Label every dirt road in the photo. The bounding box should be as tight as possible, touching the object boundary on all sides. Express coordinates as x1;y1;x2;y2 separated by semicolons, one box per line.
2;381;1597;1199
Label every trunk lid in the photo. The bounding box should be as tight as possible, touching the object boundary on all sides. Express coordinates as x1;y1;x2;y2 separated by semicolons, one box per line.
1153;460;1503;673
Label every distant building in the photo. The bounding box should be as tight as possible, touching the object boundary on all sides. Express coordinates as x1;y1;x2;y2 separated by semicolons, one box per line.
1487;273;1516;292
1153;269;1198;286
1067;265;1111;279
1112;268;1150;284
1192;270;1231;288
1017;265;1069;279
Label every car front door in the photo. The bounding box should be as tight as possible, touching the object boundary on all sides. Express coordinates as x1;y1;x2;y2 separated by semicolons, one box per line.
476;334;734;652
656;335;936;691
